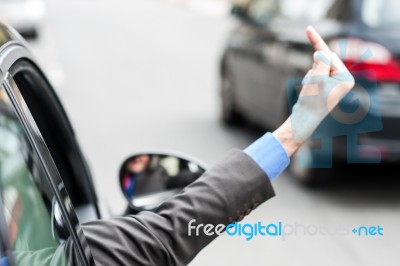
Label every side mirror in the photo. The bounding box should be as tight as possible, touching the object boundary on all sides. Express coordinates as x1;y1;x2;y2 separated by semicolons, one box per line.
119;151;207;214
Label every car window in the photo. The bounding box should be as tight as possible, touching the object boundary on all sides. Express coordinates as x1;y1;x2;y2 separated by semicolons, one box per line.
9;59;98;210
247;0;335;25
0;88;83;265
280;0;334;21
361;0;400;28
247;0;279;25
325;0;352;21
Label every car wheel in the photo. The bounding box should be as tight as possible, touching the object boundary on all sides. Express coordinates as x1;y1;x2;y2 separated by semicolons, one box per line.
220;69;242;125
290;143;333;186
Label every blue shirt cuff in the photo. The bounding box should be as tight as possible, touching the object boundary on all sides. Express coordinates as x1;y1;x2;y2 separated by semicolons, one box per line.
1;257;9;266
244;132;290;180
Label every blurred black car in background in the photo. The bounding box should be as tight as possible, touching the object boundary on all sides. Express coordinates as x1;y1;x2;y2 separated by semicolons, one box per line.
0;0;45;38
220;0;400;185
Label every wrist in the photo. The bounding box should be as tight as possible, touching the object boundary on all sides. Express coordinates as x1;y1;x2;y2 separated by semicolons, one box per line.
273;118;304;157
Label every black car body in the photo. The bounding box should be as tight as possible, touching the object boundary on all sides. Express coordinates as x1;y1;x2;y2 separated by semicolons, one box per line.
220;0;400;183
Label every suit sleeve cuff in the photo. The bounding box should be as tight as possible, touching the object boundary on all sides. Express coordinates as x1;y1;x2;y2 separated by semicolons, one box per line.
244;132;290;180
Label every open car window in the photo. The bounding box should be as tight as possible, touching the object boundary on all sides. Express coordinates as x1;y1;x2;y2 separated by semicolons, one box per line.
9;59;98;213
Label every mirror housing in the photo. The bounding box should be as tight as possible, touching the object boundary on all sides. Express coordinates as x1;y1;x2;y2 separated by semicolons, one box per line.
119;151;207;214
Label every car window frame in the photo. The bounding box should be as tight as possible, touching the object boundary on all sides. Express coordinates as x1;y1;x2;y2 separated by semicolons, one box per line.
1;72;94;266
0;27;95;265
8;58;99;210
8;58;100;220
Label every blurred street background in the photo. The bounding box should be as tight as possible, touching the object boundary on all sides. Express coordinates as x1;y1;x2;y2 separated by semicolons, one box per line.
8;0;400;265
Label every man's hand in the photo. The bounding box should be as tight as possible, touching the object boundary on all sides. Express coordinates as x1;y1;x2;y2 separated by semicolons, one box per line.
273;26;355;157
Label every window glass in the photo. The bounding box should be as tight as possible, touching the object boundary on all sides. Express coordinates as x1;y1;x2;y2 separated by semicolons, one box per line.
362;0;400;28
248;0;335;25
0;88;76;265
248;0;279;25
280;0;334;21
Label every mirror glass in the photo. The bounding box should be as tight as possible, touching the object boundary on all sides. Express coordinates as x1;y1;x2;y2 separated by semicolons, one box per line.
119;153;206;211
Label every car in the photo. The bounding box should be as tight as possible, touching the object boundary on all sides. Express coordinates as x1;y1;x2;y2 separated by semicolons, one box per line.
0;23;204;265
0;0;45;38
220;0;400;185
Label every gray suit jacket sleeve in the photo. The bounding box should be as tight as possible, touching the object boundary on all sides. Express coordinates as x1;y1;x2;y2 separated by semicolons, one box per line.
81;150;276;266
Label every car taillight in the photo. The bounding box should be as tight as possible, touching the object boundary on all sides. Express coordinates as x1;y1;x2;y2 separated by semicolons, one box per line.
329;38;400;82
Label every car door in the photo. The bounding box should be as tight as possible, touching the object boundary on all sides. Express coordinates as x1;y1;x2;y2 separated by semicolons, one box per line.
0;74;95;265
0;28;102;224
0;24;96;265
228;0;345;128
228;0;289;129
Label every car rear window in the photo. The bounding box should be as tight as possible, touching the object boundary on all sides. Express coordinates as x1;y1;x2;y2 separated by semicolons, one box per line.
362;0;400;28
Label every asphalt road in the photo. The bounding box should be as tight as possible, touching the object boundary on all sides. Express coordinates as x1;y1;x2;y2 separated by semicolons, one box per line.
28;0;400;265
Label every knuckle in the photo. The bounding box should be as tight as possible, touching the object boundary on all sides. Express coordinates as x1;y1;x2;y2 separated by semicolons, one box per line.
313;51;331;67
313;51;322;62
